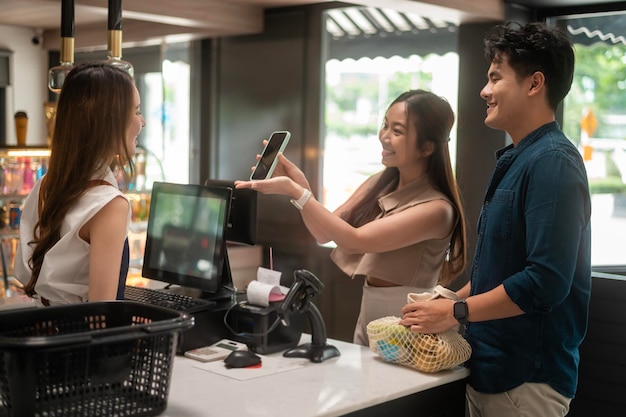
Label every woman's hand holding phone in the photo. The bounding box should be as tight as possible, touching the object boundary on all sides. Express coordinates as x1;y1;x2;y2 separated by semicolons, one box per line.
237;174;300;197
247;152;310;192
250;131;291;180
252;140;288;178
238;131;312;200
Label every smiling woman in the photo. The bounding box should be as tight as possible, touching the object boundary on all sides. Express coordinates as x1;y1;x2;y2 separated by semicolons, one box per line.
235;89;468;347
323;53;459;212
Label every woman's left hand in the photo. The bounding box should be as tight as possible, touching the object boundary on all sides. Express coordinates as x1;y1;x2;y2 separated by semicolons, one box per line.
235;175;301;199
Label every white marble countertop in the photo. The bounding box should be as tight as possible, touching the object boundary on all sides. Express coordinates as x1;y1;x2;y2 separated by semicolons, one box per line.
164;336;469;417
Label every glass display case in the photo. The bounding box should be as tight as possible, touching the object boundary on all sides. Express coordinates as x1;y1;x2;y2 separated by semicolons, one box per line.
0;146;152;292
0;147;50;227
0;146;50;296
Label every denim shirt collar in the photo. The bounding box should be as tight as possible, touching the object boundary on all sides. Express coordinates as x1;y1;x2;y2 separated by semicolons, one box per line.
495;121;560;160
487;121;560;202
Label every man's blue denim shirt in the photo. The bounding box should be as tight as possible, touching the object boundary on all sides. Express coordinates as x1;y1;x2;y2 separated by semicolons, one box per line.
466;121;592;399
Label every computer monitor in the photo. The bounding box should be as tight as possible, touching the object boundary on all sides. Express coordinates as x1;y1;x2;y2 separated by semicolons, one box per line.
141;182;232;294
203;179;258;246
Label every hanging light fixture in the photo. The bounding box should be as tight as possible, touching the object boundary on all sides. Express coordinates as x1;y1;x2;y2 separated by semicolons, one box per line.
48;0;75;93
103;0;134;76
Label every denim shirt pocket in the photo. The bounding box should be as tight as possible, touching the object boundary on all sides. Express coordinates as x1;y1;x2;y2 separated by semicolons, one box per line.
484;189;515;239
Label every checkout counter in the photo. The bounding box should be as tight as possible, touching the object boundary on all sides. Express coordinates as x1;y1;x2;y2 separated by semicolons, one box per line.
0;277;469;417
154;265;468;417
164;334;469;417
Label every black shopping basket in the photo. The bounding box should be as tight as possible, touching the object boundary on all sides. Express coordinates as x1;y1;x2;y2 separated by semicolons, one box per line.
0;301;193;417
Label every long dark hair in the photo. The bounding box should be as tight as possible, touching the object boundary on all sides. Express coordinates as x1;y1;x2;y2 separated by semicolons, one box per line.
24;62;136;297
341;90;467;283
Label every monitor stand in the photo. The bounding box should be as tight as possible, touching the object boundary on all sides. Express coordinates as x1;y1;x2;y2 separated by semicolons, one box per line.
199;251;236;303
176;252;237;354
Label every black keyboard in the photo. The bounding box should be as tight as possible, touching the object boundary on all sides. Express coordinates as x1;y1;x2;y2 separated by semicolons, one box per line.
124;285;216;313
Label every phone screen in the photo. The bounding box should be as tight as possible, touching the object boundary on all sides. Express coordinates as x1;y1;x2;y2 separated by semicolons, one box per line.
250;131;290;180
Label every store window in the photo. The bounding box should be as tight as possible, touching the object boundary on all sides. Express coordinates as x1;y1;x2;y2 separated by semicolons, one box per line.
136;57;190;190
549;12;626;268
322;7;459;211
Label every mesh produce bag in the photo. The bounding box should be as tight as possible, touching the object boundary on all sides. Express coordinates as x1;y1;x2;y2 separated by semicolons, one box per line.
367;285;471;373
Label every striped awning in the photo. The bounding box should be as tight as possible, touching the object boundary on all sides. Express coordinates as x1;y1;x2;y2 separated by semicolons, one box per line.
325;6;626;59
567;13;626;46
325;7;458;60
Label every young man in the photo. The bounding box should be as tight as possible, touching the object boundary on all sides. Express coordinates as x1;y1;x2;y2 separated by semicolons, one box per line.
399;22;591;417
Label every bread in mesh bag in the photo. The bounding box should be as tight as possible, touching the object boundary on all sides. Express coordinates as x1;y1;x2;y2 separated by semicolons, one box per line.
367;316;471;373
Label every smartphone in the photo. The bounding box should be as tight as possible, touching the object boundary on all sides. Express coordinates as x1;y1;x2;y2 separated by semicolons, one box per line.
250;131;291;180
184;339;248;362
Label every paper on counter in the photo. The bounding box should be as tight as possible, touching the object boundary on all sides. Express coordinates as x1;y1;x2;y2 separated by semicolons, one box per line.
193;355;310;381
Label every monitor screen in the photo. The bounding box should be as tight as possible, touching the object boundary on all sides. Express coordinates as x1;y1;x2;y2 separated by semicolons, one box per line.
204;179;257;246
142;182;232;293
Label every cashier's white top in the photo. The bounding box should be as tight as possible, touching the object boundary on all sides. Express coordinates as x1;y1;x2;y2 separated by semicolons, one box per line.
14;168;130;306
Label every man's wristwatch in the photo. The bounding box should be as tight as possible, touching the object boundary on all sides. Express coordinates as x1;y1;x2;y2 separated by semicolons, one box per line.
453;299;469;326
290;188;312;210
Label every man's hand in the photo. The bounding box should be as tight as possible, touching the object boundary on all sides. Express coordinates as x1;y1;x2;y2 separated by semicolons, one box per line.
399;298;459;334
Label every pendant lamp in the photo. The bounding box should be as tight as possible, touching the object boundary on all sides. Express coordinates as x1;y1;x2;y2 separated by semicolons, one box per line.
48;0;75;93
103;0;134;76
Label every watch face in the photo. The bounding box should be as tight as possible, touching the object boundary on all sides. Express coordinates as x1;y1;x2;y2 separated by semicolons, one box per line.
454;301;468;320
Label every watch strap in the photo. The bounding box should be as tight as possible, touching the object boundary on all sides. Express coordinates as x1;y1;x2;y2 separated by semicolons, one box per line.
290;188;312;210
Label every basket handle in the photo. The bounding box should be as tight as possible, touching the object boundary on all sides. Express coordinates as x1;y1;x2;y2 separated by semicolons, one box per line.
0;332;94;349
141;316;194;334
